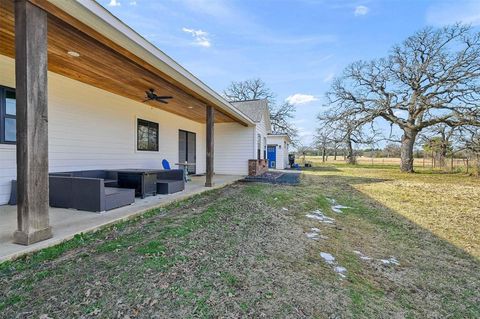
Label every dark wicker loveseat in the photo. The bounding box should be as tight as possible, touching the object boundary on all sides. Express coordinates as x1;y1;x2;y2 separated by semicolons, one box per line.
9;170;135;212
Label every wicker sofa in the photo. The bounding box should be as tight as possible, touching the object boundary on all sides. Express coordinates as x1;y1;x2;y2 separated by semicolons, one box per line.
8;169;185;212
8;170;135;212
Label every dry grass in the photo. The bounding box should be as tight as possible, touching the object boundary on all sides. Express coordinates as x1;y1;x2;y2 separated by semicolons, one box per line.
1;164;479;318
305;156;480;258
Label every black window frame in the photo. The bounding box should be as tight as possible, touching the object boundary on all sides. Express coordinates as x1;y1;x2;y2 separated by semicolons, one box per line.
0;86;16;145
137;118;159;152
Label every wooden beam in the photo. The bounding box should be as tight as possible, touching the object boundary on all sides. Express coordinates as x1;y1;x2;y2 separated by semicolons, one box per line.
13;0;52;245
205;105;214;187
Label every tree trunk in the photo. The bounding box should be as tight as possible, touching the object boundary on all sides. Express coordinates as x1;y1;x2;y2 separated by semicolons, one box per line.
476;154;480;177
334;150;337;161
322;147;326;162
346;137;356;165
400;128;417;173
439;143;447;169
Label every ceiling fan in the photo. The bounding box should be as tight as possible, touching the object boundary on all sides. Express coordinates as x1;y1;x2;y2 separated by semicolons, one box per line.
143;88;173;104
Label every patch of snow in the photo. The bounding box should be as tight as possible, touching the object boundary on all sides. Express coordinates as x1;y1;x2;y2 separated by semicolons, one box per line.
306;210;336;224
306;214;323;221
334;266;347;278
381;257;400;266
331;205;351;214
282;207;289;211
320;252;348;278
305;227;322;240
320;252;335;264
326;197;351;213
353;250;372;261
305;232;319;240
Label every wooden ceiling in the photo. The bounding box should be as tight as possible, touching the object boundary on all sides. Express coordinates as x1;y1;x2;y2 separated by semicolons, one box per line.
0;0;238;124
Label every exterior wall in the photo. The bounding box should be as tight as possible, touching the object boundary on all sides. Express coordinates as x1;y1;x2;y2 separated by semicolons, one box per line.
254;115;269;160
0;55;210;204
214;123;255;175
267;135;290;170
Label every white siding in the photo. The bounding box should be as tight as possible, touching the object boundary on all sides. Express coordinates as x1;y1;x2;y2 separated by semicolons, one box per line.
254;115;268;160
0;55;210;204
214;123;254;175
267;135;290;169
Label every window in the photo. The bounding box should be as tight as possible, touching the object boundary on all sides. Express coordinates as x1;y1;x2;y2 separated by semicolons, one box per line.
257;133;261;159
0;87;16;144
137;118;158;151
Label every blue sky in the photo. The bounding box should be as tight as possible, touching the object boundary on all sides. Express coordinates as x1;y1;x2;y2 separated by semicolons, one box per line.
102;0;480;146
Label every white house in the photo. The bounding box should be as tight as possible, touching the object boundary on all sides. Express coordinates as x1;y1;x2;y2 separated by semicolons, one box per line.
231;99;272;161
267;134;292;170
0;0;264;245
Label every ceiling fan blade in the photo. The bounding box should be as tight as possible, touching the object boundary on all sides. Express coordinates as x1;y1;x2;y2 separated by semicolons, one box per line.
156;96;173;99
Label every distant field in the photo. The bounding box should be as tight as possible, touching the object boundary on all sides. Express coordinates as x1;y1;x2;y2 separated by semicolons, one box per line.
300;155;472;171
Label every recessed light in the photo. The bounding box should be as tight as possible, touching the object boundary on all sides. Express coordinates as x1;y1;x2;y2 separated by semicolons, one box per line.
188;106;193;109
67;51;80;57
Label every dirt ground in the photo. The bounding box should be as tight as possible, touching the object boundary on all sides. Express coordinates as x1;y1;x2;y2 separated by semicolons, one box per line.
1;167;479;318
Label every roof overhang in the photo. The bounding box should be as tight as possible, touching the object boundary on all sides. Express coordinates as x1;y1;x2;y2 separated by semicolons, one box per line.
30;0;255;126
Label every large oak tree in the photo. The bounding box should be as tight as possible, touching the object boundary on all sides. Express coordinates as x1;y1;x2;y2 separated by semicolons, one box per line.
223;78;298;141
326;24;480;172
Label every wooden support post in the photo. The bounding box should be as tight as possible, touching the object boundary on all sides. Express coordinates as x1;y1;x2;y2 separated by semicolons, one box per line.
205;105;214;187
13;0;52;245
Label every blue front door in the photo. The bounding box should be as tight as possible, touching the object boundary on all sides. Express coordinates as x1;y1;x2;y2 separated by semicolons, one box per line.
267;145;276;168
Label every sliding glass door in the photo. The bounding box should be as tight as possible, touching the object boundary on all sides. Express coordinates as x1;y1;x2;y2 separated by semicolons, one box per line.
178;130;196;174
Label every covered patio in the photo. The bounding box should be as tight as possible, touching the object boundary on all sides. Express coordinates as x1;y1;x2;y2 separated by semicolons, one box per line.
0;174;242;262
0;0;254;248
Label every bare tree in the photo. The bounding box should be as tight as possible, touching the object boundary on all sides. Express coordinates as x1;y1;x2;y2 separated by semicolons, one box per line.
314;126;333;162
223;78;298;142
327;24;480;172
223;78;275;102
384;142;402;158
318;108;375;164
458;126;480;175
420;124;458;168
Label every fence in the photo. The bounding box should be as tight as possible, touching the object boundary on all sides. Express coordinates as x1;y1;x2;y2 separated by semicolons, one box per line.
304;155;476;172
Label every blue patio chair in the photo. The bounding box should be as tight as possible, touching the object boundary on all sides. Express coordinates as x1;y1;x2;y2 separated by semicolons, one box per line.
162;159;171;170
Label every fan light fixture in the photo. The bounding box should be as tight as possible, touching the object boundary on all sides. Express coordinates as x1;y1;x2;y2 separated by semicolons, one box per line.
142;88;173;104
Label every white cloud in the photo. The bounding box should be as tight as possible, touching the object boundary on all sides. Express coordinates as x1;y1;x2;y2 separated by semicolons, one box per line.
354;5;369;16
426;1;480;26
182;27;211;48
286;94;318;105
108;0;121;7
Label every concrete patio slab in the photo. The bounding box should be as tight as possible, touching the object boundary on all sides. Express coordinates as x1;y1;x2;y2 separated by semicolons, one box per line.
0;174;242;262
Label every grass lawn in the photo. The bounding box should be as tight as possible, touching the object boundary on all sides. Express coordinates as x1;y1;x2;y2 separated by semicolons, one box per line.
1;163;479;318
